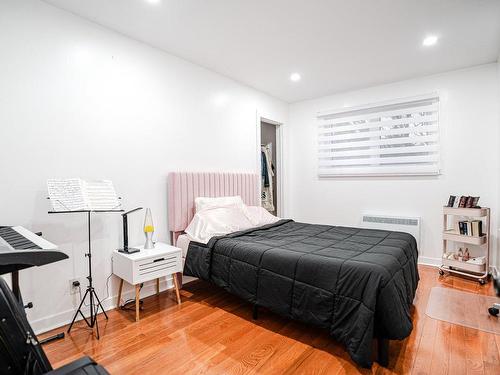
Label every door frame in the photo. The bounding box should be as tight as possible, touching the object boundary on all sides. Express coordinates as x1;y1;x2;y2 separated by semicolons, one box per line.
256;113;284;217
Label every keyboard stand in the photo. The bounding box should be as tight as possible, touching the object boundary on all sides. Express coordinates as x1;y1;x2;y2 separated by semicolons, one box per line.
10;268;66;345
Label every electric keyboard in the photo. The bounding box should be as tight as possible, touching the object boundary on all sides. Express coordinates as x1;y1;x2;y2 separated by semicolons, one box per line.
0;225;68;346
0;226;67;274
0;226;58;251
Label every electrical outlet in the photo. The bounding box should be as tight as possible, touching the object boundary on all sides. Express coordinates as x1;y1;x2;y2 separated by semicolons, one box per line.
69;278;81;295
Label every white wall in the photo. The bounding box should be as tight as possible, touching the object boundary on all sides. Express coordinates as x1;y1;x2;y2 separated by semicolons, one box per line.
498;56;500;271
287;64;499;266
0;0;287;333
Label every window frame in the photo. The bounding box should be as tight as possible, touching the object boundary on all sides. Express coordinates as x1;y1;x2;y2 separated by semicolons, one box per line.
316;93;442;177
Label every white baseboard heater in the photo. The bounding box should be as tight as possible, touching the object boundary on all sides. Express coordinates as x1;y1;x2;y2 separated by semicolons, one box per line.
361;214;421;248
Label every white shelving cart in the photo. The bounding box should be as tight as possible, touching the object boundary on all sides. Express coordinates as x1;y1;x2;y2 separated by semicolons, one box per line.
439;206;490;284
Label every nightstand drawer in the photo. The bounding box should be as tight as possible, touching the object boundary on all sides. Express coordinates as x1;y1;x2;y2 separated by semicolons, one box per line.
137;253;178;272
134;253;181;284
113;242;183;286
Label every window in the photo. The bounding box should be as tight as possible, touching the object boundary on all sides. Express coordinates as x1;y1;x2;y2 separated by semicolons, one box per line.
317;95;440;177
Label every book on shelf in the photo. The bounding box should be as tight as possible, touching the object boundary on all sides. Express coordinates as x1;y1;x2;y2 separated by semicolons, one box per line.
471;220;483;237
456;220;483;237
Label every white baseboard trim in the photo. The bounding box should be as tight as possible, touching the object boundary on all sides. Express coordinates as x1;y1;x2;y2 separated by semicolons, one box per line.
418;256;441;267
31;275;178;335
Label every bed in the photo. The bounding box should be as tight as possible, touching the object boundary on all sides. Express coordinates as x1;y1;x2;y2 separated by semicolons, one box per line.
168;172;419;368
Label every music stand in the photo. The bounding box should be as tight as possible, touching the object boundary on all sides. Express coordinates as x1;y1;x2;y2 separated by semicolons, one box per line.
48;208;123;339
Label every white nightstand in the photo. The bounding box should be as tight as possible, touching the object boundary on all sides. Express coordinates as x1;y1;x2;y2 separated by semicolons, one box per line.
112;242;182;322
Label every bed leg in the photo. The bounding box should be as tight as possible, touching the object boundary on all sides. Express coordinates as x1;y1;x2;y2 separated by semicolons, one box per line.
377;338;389;367
252;304;258;320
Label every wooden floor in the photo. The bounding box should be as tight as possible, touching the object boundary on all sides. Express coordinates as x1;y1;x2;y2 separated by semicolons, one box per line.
41;265;500;374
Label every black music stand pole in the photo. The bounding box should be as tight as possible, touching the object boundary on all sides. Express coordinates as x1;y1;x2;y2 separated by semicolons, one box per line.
49;209;123;339
67;211;107;339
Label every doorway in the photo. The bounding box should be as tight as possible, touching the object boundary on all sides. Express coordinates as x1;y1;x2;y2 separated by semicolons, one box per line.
259;119;281;216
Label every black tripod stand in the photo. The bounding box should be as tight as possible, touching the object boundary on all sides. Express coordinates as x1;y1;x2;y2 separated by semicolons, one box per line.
49;209;122;339
68;211;110;338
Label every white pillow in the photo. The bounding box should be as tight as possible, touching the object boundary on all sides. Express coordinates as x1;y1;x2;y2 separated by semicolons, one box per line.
243;206;280;226
195;196;244;213
185;206;254;244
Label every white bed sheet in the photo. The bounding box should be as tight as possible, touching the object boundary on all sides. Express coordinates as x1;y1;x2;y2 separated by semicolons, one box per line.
184;205;280;244
176;233;193;258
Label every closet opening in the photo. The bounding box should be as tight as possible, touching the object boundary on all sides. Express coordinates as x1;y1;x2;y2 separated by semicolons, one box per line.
258;118;282;217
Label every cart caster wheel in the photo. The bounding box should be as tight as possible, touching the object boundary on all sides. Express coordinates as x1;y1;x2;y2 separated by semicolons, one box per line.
438;269;444;276
488;307;499;317
479;278;486;285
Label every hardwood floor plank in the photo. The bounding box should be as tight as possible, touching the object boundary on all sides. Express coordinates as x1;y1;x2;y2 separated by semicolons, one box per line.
201;314;290;374
428;321;451;375
39;266;499;374
464;326;486;375
411;315;437;375
480;330;500;363
448;323;467;375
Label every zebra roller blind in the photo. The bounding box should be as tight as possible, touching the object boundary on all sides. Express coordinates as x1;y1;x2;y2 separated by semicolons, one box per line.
317;95;440;176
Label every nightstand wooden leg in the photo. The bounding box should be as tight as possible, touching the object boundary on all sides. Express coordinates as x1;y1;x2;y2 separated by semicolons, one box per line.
176;272;183;289
172;273;181;305
156;278;160;295
135;284;140;322
117;278;123;307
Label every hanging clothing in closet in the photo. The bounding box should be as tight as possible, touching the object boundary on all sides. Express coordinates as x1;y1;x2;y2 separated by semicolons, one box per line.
261;144;275;213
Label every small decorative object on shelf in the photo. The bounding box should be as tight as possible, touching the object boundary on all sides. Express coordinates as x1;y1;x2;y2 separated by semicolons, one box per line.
447;195;456;207
439;205;490;285
144;208;155;249
472;196;480;207
458;196;467;208
449;195;480;208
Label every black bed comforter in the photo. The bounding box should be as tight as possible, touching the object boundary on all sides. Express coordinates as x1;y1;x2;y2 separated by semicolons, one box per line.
184;220;419;367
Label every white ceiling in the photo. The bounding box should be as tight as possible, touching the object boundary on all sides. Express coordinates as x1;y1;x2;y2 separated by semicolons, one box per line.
43;0;500;103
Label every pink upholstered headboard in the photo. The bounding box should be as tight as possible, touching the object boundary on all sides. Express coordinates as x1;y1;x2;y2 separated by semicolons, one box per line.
167;172;259;240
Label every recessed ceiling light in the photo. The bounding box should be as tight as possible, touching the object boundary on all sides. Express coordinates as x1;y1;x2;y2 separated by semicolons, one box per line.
145;0;161;4
290;73;301;82
422;35;438;47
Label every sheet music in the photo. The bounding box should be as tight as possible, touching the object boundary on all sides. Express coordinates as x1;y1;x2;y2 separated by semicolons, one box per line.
83;180;121;210
47;178;87;211
47;178;121;211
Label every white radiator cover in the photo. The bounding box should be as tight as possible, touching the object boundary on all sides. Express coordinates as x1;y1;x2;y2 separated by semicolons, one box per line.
361;214;421;248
